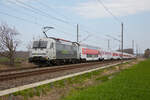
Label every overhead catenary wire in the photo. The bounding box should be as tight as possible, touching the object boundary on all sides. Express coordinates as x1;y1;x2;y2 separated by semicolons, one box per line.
96;0;130;54
0;9;125;49
33;0;107;38
1;0;131;51
96;0;122;23
96;0;124;45
7;0;108;42
14;0;70;24
0;11;75;39
37;1;130;49
35;0;71;21
8;0;84;35
36;0;98;38
4;0;119;46
7;0;44;17
7;0;121;36
6;0;77;36
105;34;121;42
35;0;98;32
0;11;42;26
1;3;37;19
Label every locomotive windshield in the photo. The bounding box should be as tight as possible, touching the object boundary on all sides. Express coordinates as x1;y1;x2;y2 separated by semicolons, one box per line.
33;41;48;48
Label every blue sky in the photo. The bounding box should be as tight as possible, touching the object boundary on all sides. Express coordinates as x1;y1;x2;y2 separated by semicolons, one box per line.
0;0;150;53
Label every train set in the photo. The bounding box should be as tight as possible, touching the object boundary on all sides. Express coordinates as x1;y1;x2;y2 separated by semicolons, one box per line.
28;37;135;66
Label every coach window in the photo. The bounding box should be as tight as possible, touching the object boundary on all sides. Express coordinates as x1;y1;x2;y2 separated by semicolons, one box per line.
87;54;98;58
87;54;92;58
87;54;89;58
95;54;98;57
93;54;98;58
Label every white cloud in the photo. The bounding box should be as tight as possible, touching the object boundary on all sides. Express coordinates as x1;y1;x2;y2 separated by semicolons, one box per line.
73;0;150;19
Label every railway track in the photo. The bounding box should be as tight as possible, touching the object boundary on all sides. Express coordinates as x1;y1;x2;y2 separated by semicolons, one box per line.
0;60;121;81
0;67;37;73
0;61;107;73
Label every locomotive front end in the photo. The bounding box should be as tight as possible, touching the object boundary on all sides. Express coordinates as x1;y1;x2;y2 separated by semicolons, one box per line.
29;38;55;66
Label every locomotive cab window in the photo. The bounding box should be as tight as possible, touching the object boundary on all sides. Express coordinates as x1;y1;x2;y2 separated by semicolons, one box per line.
32;41;48;49
39;41;47;48
33;41;39;48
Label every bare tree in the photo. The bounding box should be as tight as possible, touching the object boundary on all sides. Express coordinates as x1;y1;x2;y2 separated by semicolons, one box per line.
0;23;20;66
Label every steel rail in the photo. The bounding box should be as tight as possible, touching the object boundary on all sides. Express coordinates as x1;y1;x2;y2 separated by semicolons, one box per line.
0;60;118;81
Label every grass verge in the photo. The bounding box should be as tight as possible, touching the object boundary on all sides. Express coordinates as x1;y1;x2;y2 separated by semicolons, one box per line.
63;59;150;100
0;57;26;67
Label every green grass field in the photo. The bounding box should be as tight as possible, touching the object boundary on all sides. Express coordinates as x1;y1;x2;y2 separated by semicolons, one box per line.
63;59;150;100
0;57;26;66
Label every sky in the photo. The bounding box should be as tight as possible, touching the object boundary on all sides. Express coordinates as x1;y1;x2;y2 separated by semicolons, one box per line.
0;0;150;53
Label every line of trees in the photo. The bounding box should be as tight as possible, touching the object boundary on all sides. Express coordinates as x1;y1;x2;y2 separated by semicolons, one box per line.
0;23;20;66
